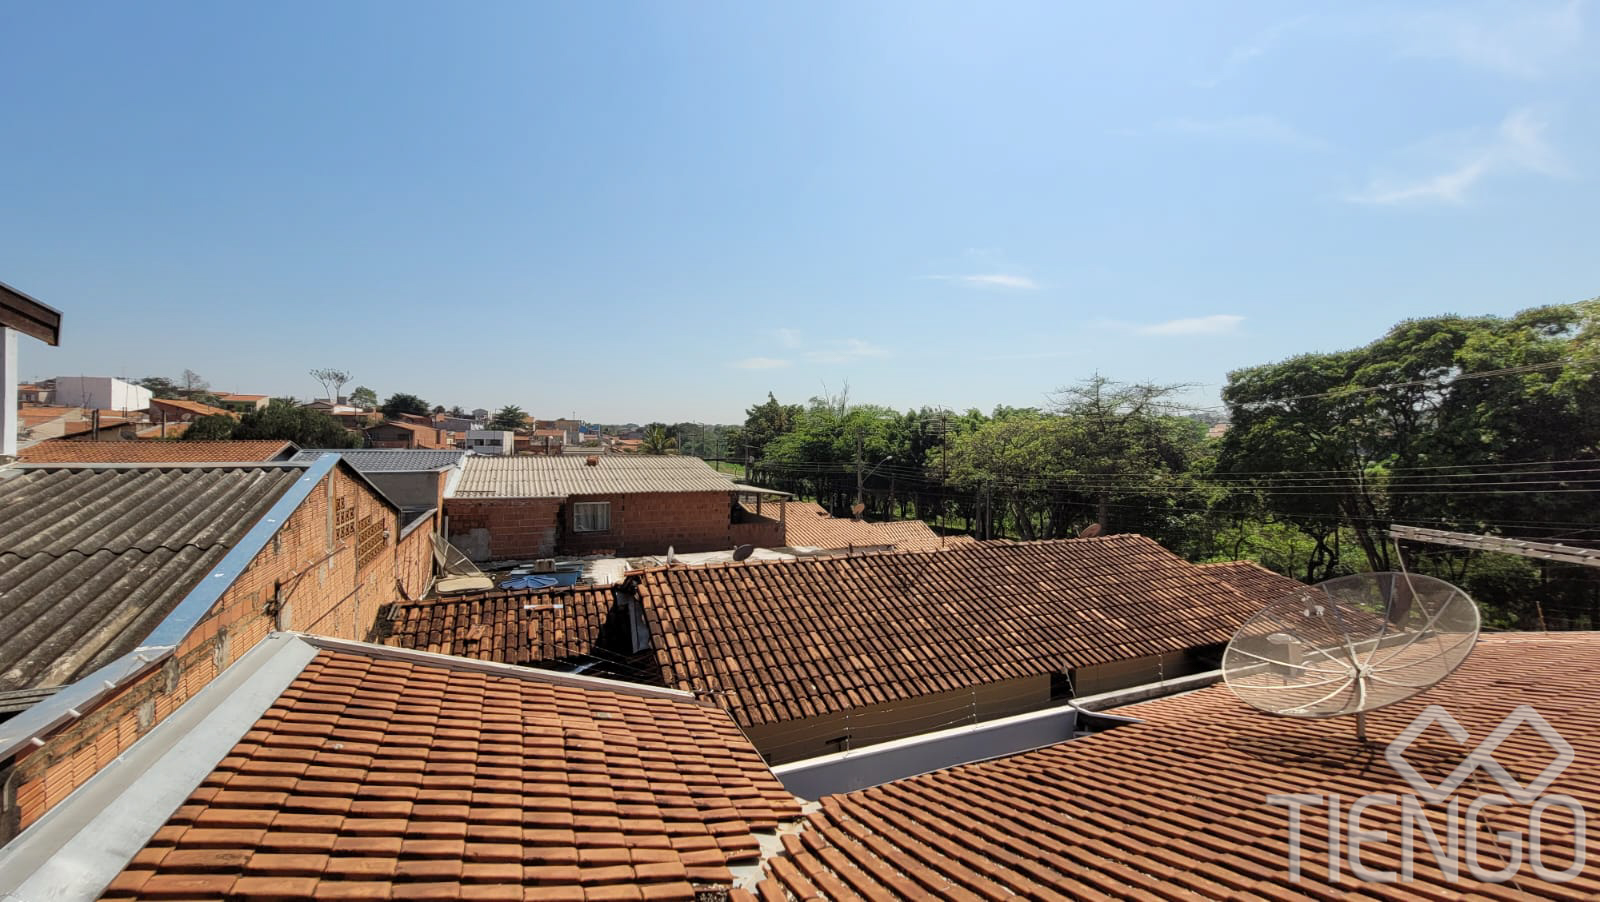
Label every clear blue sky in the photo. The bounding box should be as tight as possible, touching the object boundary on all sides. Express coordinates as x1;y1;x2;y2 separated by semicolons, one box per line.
4;1;1596;423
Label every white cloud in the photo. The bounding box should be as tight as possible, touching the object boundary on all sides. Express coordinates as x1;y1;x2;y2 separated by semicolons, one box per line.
805;339;889;364
1347;108;1564;205
1152;115;1329;151
1135;315;1245;336
1194;17;1307;88
772;328;803;348
926;273;1040;290
732;357;792;370
1388;0;1584;79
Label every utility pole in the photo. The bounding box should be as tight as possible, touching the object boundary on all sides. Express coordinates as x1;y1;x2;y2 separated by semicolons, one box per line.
854;433;864;518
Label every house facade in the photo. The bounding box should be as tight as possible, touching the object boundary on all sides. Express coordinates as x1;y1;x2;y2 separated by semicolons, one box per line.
443;455;785;561
365;420;452;449
214;392;268;413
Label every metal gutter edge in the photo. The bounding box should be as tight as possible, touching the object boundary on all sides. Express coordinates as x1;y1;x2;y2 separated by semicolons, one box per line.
0;648;174;764
398;508;436;540
0;633;318;901
300;635;698;702
1070;668;1224;712
142;453;340;648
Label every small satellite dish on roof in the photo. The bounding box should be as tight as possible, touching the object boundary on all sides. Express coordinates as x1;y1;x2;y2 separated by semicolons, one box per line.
732;544;755;562
1222;571;1479;741
850;502;865;517
1078;523;1103;538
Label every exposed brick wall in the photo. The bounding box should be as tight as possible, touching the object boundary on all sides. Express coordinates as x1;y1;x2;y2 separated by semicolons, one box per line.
443;498;562;561
561;492;736;556
6;466;434;832
443;493;742;561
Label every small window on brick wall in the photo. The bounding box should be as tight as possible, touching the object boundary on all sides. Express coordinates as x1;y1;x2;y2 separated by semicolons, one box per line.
335;495;357;541
356;515;386;569
573;502;611;533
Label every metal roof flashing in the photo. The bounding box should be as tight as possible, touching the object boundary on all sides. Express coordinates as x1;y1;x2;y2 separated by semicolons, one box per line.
0;634;317;902
0;647;175;764
142;454;341;648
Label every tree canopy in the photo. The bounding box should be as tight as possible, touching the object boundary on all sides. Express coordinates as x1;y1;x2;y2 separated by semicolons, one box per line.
348;386;379;409
489;405;527;431
181;398;363;448
379;393;431;419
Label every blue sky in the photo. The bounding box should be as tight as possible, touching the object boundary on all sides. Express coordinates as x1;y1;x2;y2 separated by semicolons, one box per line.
3;1;1596;423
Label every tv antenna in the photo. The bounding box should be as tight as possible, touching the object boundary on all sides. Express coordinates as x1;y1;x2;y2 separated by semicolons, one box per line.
1220;571;1479;742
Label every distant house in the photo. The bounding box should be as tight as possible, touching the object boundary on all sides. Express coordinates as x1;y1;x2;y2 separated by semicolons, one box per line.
444;454;787;560
15;383;51;407
365;419;452;449
465;429;514;455
433;414;480;432
149;397;234;423
1;280;62;459
18;439;297;463
290;448;465;515
214;392;268;413
51;376;150;414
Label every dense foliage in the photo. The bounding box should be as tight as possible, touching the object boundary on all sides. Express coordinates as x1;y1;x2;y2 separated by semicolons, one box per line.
379;392;430;419
735;302;1600;628
182;398;364;448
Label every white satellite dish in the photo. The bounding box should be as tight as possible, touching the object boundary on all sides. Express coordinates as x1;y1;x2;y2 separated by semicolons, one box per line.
1221;571;1479;741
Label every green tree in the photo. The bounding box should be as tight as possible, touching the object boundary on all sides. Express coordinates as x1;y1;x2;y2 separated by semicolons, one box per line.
348;386;379;409
380;393;430;419
738;393;803;460
489;405;527;431
182;413;239;441
641;424;678;455
137;376;180;400
309;368;350;403
187;398;363;447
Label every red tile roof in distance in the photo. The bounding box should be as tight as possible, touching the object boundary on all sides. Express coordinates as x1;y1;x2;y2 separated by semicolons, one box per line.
16;439;294;463
387;586;617;667
635;534;1263;728
1198;559;1309;605
102;648;802;901
151;397;236;418
737;634;1600;899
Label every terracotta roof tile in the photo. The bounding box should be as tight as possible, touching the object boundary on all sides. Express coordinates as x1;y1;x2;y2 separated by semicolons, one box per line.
102;648;801;901
1197;559;1309;604
634;534;1262;728
742;634;1600;899
387;587;618;670
151;397;236;418
16;439;294;463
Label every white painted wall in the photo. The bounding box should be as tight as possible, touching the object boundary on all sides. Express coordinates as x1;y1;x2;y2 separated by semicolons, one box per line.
50;377;153;413
465;430;514;455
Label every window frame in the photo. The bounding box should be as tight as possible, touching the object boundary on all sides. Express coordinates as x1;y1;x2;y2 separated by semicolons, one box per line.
572;501;611;533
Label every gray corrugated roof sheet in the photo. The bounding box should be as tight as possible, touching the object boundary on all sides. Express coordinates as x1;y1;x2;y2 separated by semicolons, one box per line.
453;455;745;498
290;449;465;472
0;464;306;692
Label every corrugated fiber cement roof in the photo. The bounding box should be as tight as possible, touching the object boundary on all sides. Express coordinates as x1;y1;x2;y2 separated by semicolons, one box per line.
0;464;306;692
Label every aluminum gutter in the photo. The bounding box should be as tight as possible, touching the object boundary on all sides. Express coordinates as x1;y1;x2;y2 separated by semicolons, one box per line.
143;453;339;647
0;647;174;764
300;635;700;702
0;633;319;902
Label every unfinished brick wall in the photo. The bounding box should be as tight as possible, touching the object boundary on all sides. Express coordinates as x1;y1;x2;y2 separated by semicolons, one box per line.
561;492;735;556
5;466;432;833
443;497;562;562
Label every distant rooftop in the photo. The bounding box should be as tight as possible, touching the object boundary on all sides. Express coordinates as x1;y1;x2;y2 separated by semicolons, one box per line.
453;454;780;498
291;448;465;472
18;440;296;464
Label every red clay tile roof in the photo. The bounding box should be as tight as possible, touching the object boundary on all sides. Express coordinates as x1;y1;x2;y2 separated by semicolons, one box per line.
150;397;236;418
16;439;294;463
218;393;269;401
387;586;617;667
635;534;1262;728
867;519;959;552
102;646;803;901
1198;559;1309;605
739;633;1600;899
